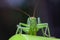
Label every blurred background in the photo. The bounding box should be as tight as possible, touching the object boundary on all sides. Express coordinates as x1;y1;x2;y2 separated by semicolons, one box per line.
0;0;60;40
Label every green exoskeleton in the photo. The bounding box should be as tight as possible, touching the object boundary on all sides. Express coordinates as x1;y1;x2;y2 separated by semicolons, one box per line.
16;16;51;37
9;0;60;40
14;0;50;37
15;0;51;37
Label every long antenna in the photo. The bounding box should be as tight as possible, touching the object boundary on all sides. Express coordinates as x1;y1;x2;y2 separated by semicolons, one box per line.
33;0;39;17
16;8;30;17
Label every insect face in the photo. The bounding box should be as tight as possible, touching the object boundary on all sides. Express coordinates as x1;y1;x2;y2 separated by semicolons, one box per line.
29;17;36;23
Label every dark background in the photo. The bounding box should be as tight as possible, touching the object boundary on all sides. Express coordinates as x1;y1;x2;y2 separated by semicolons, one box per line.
0;0;60;40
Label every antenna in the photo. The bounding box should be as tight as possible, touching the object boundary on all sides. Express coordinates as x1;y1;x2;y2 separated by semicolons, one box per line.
33;0;39;17
16;8;30;17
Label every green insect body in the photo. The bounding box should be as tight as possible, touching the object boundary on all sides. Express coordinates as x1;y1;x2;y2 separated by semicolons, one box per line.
27;17;37;35
16;17;51;37
9;9;60;40
9;17;60;40
9;0;60;39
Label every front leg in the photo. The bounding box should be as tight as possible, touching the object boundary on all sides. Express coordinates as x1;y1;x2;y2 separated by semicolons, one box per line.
16;25;22;34
37;23;51;37
16;23;29;33
19;23;29;27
